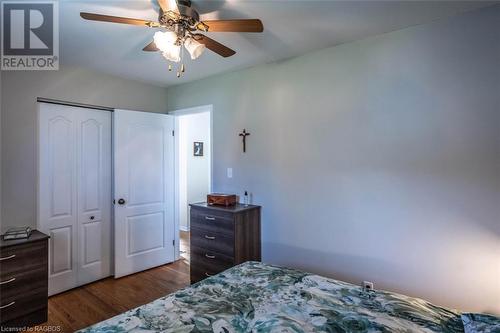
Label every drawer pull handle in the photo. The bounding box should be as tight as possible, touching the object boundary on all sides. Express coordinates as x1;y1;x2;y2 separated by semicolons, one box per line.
0;301;15;309
0;277;16;285
205;254;216;259
205;216;216;221
204;235;216;240
204;272;213;277
0;254;15;261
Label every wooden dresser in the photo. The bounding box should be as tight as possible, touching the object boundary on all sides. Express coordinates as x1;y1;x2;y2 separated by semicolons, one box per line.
189;203;261;284
0;230;49;328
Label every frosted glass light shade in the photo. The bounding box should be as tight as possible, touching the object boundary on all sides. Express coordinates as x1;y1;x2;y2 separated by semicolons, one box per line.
184;37;206;60
154;31;180;62
162;45;181;62
153;31;177;50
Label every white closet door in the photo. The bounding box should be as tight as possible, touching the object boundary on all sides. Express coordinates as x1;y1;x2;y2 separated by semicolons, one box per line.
38;103;112;295
39;103;78;295
75;108;112;285
114;110;175;278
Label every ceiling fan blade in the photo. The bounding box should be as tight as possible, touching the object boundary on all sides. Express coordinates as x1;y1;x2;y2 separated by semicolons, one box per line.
80;12;160;27
194;35;236;58
158;0;179;13
143;41;159;52
198;19;263;32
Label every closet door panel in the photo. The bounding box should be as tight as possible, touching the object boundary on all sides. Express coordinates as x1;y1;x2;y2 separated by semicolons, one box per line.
38;104;78;296
48;116;73;218
50;226;73;274
83;221;102;264
76;109;112;285
39;103;112;295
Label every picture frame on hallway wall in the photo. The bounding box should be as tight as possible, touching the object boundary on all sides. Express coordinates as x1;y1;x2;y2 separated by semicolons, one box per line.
194;142;204;156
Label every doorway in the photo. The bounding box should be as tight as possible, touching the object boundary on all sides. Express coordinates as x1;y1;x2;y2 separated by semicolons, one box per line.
171;105;212;264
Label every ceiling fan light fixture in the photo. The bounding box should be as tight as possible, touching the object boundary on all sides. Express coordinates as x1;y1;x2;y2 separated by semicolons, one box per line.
184;37;206;60
80;2;264;79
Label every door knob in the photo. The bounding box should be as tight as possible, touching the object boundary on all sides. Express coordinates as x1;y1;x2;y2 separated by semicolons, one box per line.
117;198;126;205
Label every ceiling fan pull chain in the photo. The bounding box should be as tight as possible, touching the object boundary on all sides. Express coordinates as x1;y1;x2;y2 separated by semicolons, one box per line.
176;45;185;77
182;46;186;73
176;54;181;77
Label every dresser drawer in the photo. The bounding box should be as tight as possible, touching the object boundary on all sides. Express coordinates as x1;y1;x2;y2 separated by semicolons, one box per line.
191;209;234;235
190;263;232;284
190;246;233;281
191;207;235;221
0;265;47;302
0;289;47;323
190;227;234;257
0;241;47;279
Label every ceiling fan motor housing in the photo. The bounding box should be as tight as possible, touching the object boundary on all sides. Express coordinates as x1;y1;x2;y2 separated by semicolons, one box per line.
178;0;192;7
179;5;199;24
159;0;199;27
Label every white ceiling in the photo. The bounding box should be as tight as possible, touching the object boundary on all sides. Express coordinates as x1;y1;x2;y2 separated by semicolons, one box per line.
60;0;497;87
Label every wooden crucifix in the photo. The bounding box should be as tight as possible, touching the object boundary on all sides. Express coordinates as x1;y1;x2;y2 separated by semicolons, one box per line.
239;129;250;153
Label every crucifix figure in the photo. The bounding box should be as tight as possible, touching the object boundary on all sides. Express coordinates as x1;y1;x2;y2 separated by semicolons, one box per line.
239;129;250;153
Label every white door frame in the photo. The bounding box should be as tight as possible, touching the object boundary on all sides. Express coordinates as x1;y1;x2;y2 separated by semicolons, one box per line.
169;105;213;260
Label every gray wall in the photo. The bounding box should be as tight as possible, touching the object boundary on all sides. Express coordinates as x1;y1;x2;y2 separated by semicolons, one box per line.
1;66;168;231
167;6;500;314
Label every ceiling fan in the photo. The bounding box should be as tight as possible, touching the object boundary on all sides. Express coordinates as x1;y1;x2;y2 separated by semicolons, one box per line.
80;0;264;77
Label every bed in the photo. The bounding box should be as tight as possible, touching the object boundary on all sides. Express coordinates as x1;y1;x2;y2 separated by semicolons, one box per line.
79;261;499;332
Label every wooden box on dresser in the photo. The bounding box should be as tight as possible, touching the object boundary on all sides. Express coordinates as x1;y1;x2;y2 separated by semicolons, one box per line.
0;230;49;328
189;203;261;284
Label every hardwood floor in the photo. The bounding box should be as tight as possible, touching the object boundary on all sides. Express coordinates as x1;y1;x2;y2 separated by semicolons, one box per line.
31;233;190;332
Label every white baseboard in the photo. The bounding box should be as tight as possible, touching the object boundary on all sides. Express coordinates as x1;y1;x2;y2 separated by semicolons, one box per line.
180;225;190;232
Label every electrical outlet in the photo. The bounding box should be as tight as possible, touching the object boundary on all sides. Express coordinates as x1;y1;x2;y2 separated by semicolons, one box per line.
227;168;233;178
362;281;374;292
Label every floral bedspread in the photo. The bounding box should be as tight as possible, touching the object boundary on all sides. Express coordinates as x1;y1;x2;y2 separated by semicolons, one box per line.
79;261;469;332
